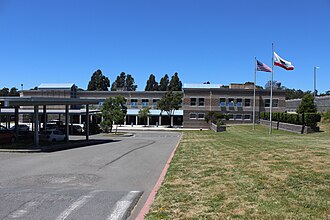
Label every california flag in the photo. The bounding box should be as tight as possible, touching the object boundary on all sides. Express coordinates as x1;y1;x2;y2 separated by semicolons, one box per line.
274;52;294;70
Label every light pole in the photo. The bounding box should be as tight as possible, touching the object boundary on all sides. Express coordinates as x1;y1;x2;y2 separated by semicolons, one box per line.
314;66;319;98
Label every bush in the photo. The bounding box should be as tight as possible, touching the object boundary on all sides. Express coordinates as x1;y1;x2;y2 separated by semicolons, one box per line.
260;112;321;127
305;113;321;127
322;110;330;122
205;111;226;124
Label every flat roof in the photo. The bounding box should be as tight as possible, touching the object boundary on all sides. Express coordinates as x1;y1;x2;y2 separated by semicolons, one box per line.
0;108;100;115
0;97;102;107
38;83;75;89
183;83;223;89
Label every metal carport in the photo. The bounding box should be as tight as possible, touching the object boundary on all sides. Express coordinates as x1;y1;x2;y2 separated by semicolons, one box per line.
0;97;101;146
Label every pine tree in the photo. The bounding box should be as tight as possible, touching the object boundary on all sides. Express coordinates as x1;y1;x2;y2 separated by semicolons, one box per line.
159;74;169;91
297;93;317;113
111;72;137;91
168;72;182;91
125;74;137;91
145;74;159;91
87;69;110;91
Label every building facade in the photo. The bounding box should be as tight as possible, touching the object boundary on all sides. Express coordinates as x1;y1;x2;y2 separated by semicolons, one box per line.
17;83;287;128
183;84;286;128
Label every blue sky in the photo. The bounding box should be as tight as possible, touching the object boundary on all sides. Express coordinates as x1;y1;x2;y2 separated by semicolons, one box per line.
0;0;329;93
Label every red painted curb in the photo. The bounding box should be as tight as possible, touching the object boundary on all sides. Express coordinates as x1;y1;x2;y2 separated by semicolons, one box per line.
136;133;183;220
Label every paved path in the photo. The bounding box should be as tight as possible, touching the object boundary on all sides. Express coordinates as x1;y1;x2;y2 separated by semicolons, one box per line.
0;131;181;219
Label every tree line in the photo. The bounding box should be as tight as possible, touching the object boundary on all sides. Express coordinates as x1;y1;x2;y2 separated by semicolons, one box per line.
0;87;19;96
87;69;182;92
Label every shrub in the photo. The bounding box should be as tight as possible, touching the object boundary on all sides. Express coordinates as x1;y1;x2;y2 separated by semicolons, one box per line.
305;113;321;127
322;110;330;122
205;111;226;124
260;112;321;127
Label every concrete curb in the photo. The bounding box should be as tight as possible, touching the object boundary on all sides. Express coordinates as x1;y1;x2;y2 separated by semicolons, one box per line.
112;191;143;220
0;148;42;153
136;133;183;219
0;139;113;153
101;133;134;138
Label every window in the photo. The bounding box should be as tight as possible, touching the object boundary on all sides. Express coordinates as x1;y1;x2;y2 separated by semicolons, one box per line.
265;99;270;107
189;113;197;119
198;98;205;106
236;98;242;107
244;114;251;120
190;98;196;106
228;98;235;107
235;114;242;120
245;99;251;107
152;99;159;106
198;113;205;119
228;114;234;120
265;99;279;107
220;98;226;107
131;99;138;107
142;99;149;107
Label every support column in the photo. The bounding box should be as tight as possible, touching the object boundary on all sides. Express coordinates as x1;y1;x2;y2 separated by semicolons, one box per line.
6;115;9;129
86;105;89;140
15;107;19;137
159;115;162;126
124;116;127;125
79;115;82;124
43;105;47;131
65;105;69;142
31;113;34;131
171;116;174;127
147;117;150;126
135;116;138;125
34;105;39;147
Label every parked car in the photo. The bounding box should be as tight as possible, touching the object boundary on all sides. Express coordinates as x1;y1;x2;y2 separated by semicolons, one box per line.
39;130;66;142
10;124;30;132
0;125;16;144
69;125;83;134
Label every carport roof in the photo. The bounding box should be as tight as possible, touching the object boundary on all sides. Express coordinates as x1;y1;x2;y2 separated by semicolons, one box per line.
0;97;102;107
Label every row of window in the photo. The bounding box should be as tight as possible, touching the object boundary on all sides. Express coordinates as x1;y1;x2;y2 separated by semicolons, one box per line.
190;98;250;107
130;99;159;107
190;98;279;107
189;113;251;120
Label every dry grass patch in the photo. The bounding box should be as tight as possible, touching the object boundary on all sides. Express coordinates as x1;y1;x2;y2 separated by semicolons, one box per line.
146;124;330;219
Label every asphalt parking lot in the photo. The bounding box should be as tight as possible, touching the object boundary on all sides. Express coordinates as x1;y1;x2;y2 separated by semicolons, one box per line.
0;131;181;220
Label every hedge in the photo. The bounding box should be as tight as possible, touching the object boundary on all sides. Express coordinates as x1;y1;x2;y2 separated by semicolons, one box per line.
260;112;321;127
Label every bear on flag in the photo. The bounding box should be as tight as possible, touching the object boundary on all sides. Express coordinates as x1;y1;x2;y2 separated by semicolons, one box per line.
274;52;294;70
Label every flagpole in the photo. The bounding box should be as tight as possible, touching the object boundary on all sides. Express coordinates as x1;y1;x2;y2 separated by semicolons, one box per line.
253;57;256;130
269;43;274;135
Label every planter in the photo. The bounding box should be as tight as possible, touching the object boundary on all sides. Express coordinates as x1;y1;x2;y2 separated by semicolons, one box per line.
259;119;319;134
211;123;226;132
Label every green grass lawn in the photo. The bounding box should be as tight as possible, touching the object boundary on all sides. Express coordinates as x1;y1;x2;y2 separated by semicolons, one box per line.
146;124;330;219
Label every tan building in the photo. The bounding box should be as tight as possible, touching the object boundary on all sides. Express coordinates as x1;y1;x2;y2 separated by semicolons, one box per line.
183;84;286;128
17;83;286;128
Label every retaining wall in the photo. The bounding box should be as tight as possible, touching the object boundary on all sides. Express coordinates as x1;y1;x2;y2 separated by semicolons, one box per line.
259;119;316;134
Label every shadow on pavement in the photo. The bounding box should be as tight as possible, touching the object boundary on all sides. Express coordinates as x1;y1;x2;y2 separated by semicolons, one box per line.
41;139;121;152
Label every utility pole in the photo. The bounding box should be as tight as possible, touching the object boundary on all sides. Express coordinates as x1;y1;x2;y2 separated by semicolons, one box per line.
314;66;319;98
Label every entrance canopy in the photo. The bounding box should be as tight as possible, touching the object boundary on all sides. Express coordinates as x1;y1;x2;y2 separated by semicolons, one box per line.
0;96;102;107
0;97;102;146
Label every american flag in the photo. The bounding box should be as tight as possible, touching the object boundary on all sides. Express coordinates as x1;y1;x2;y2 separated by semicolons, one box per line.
256;60;272;72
